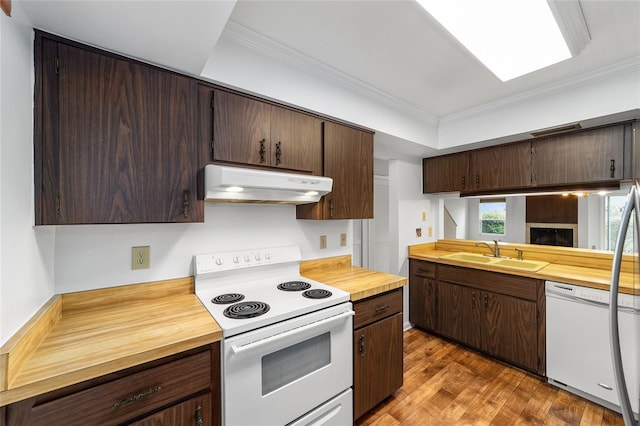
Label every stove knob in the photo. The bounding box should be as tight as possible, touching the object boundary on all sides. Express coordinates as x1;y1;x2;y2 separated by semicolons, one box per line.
215;258;224;266
233;256;240;264
264;252;272;260
255;253;261;261
244;255;250;262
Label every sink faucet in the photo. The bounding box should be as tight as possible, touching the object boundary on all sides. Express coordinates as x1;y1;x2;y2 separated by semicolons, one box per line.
475;240;501;257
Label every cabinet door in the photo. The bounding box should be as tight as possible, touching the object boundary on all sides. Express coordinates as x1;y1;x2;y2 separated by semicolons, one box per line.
297;122;373;219
271;106;322;175
470;142;532;191
482;291;538;372
437;282;481;349
423;152;469;193
532;125;625;186
129;393;211;426
353;313;403;419
409;261;437;331
212;89;271;166
37;39;201;224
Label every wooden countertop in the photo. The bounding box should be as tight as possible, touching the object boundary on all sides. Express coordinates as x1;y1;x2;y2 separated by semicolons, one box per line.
301;255;407;301
408;241;638;295
0;278;221;406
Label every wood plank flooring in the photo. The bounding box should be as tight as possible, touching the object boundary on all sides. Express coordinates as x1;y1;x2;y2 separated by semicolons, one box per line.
356;328;624;426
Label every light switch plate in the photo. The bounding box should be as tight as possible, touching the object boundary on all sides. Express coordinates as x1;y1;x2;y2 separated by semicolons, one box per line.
340;233;347;246
320;235;327;249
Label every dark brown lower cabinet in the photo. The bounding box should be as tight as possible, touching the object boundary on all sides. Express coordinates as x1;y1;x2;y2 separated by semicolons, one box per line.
353;289;404;420
129;393;211;425
4;343;220;426
437;265;544;375
408;260;437;331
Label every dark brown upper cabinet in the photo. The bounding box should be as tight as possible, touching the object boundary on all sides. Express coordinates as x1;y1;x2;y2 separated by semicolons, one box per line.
422;122;634;195
210;89;322;175
34;32;203;225
422;152;469;193
469;142;532;192
531;124;626;187
297;122;374;220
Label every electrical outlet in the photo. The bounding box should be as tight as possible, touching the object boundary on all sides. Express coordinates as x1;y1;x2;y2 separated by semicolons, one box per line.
428;227;433;237
132;246;150;270
422;211;426;221
340;233;347;246
416;228;422;237
320;235;327;249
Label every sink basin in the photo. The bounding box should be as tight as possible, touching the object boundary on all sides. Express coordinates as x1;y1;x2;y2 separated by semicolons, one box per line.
439;252;549;272
439;252;495;264
493;258;549;272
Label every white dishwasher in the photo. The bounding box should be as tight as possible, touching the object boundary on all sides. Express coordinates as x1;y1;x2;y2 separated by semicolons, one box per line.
546;280;639;416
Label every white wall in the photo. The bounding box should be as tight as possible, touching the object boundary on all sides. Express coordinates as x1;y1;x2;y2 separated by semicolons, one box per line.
438;63;640;149
0;4;55;346
54;204;351;293
443;198;468;239
388;159;434;330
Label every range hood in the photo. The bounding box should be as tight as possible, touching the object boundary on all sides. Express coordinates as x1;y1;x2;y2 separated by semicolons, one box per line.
204;164;332;204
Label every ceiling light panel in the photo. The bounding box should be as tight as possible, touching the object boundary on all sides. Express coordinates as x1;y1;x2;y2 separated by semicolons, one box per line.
417;0;572;81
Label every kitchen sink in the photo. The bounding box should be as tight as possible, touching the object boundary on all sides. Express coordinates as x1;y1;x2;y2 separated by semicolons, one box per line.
439;252;495;264
492;258;549;272
439;252;549;272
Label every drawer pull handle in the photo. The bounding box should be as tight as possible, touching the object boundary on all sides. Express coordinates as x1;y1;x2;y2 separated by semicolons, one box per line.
598;382;613;391
374;305;389;314
112;386;162;410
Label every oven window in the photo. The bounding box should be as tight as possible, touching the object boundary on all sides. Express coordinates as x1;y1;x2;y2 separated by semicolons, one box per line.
262;332;331;395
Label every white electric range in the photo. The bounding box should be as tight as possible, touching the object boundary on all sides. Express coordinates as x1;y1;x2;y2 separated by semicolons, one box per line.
194;245;354;426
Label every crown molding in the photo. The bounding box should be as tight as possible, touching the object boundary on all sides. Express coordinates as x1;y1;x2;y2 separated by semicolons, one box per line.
441;56;640;125
222;21;439;126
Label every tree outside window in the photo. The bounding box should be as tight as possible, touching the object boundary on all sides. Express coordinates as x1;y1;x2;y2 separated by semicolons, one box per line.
480;199;506;235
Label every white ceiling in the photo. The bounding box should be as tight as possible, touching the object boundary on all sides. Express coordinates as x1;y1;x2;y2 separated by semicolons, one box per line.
17;0;640;157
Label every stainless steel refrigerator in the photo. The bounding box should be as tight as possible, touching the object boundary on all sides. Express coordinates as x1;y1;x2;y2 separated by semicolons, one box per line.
610;179;640;426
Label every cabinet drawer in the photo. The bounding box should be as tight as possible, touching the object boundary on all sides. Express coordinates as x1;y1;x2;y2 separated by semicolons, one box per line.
354;289;403;329
30;351;211;425
410;260;436;279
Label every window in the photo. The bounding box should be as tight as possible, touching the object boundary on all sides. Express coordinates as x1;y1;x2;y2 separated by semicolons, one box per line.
604;195;634;253
480;199;506;235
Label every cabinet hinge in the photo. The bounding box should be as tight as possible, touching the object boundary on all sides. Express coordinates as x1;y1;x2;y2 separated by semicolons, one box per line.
54;56;60;74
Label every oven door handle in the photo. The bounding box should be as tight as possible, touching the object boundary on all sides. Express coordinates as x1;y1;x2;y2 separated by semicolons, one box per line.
230;310;354;355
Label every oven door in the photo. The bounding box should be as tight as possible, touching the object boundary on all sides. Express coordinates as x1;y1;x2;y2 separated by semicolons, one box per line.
222;302;354;426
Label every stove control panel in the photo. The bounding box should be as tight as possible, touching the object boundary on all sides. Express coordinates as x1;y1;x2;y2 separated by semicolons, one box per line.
195;245;302;274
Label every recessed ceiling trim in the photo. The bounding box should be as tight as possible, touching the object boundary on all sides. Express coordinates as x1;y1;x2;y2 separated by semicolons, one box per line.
222;21;439;125
440;56;640;125
547;0;591;56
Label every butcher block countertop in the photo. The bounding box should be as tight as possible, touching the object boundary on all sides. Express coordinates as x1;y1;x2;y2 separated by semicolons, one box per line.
301;255;407;301
409;240;638;295
0;278;221;406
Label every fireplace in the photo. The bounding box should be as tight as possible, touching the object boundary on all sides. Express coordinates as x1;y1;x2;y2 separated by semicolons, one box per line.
526;223;578;247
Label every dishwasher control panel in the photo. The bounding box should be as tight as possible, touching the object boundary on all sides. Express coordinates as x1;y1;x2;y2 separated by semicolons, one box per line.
545;281;639;310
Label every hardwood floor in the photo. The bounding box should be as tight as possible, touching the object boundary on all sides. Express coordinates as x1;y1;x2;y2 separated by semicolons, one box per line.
356;328;625;426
